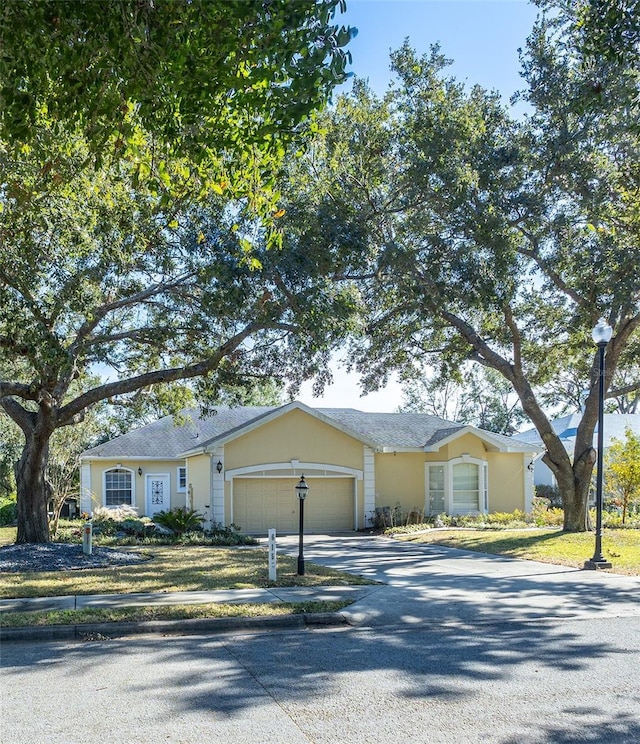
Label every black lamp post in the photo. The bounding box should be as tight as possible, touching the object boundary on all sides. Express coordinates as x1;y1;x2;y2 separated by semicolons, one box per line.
295;474;309;576
584;318;613;570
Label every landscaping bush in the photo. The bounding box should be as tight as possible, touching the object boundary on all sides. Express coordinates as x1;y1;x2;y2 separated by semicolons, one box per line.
152;507;204;534
534;484;562;507
0;498;17;526
532;498;564;527
601;509;640;529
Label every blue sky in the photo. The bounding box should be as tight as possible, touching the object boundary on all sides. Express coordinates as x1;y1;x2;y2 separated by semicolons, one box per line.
297;0;540;412
340;0;539;100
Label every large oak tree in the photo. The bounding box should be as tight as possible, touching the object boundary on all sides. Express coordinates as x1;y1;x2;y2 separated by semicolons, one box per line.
1;130;360;543
0;1;358;543
275;7;639;531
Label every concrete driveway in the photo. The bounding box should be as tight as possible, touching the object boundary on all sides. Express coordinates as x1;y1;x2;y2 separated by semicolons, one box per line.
273;532;640;627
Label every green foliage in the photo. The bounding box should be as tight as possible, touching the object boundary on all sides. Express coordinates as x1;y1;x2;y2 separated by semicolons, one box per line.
0;0;355;211
605;427;640;523
0;119;362;543
0;498;17;526
152;507;204;535
432;511;533;530
572;0;640;67
66;506;155;540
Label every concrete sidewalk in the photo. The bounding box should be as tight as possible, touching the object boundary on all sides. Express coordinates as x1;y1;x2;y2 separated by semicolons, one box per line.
0;584;374;642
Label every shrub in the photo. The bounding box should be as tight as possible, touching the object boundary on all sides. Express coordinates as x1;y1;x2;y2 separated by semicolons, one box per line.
370;503;426;530
531;497;564;527
88;505;153;538
534;484;562;507
92;504;139;523
153;507;204;534
0;498;17;526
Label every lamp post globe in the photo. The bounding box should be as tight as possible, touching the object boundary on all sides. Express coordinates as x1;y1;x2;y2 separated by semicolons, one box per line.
295;475;309;576
585;318;613;570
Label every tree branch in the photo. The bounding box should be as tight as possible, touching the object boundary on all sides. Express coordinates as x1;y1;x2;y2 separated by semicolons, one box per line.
56;321;263;425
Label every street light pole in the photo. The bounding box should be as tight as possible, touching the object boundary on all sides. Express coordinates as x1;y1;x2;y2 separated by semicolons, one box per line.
295;474;309;576
585;318;613;570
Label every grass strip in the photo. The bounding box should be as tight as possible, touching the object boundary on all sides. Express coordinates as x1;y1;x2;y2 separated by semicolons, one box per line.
397;528;640;574
0;600;351;628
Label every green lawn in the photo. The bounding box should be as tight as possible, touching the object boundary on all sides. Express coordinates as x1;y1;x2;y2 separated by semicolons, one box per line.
396;528;640;575
0;544;373;599
0;534;372;628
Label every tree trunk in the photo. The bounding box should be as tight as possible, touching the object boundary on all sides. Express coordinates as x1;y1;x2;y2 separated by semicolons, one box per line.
15;430;53;544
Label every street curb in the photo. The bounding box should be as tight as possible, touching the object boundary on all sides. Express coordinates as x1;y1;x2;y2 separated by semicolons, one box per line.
0;611;349;642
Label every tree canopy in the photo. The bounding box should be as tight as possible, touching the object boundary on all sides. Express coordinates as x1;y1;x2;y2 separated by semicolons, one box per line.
0;0;355;213
0;126;360;542
273;5;640;531
0;1;353;149
0;1;359;543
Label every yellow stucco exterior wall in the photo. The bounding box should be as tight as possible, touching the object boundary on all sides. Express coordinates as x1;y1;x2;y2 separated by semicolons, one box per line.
487;452;526;512
439;433;488;461
185;453;212;518
223;409;364;471
85;458;186;515
374;453;425;514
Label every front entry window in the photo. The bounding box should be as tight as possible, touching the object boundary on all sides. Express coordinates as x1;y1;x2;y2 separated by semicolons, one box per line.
105;468;133;506
428;465;446;514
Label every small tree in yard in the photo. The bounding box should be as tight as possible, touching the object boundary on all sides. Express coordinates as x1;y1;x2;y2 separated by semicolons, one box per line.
605;428;640;525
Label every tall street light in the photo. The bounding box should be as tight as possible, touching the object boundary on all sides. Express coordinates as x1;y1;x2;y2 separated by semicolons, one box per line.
296;474;309;576
584;318;613;570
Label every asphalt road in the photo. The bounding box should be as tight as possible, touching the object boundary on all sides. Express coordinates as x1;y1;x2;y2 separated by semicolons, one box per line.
2;616;639;744
2;535;639;744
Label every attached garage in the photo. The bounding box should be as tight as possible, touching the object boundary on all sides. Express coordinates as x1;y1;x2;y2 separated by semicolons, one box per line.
232;476;355;534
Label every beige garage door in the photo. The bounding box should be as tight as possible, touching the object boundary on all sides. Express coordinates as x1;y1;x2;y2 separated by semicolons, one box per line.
233;477;354;534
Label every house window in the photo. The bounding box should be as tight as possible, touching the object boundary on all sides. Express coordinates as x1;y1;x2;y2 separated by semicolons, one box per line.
427;465;446;515
104;468;133;507
177;466;187;493
425;458;488;516
452;462;480;513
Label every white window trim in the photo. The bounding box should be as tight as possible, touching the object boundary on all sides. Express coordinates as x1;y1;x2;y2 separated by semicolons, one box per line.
425;457;488;516
102;466;136;509
176;465;187;493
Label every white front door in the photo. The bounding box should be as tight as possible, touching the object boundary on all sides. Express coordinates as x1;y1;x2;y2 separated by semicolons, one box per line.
146;474;170;517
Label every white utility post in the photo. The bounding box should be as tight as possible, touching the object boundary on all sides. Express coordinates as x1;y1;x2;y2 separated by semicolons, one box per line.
268;528;277;581
82;521;93;555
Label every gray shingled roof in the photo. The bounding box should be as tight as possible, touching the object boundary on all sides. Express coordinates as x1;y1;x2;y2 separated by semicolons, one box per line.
81;407;275;459
81;403;538;459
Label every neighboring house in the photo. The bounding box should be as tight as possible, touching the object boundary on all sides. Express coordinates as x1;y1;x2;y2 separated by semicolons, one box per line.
79;401;540;533
518;413;640;488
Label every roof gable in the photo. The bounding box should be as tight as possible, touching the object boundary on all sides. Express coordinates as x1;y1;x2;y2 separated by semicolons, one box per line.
181;401;379;455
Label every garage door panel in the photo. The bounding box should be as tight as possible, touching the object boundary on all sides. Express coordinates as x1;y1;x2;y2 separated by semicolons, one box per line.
233;476;353;534
306;478;353;531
